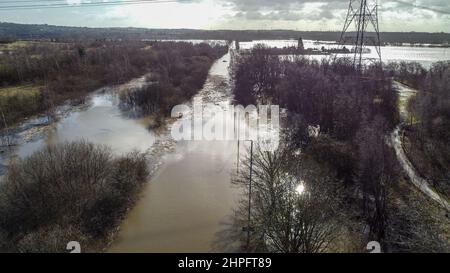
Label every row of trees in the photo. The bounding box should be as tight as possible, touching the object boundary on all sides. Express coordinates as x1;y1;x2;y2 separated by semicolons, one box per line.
119;42;228;122
385;61;427;89
0;40;149;128
2;23;450;44
406;62;450;197
233;45;398;142
385;60;449;197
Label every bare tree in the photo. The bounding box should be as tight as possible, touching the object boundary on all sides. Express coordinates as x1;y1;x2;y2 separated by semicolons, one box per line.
233;144;343;253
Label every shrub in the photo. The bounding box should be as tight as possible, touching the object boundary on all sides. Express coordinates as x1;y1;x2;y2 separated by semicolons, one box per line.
0;141;149;252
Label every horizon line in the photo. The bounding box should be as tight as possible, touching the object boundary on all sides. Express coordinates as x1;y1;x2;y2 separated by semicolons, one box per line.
1;21;450;35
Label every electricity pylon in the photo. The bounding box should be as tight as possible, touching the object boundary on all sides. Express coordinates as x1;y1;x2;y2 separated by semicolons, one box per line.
338;0;382;70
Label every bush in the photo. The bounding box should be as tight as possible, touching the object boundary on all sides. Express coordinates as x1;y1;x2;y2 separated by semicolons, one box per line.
119;43;227;119
0;141;148;253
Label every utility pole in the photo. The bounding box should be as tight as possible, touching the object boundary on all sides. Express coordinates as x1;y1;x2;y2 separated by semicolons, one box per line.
338;0;382;70
246;140;253;252
236;137;255;251
235;111;241;172
1;108;11;148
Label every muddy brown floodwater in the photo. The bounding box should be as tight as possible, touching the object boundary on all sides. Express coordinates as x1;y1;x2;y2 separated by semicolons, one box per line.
109;53;243;253
0;76;156;173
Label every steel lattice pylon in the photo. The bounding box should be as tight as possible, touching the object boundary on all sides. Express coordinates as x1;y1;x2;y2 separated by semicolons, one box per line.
338;0;382;70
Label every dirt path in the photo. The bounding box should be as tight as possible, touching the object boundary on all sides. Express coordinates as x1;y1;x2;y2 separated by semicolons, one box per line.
391;82;450;211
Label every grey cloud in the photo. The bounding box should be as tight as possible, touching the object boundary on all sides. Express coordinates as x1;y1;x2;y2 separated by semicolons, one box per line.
218;0;450;21
233;10;325;21
390;0;450;15
223;0;349;22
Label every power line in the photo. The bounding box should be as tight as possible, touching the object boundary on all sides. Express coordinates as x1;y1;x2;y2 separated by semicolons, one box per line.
0;0;188;11
0;0;185;8
0;0;69;3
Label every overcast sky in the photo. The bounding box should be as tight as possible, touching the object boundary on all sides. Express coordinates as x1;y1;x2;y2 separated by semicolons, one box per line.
1;0;449;32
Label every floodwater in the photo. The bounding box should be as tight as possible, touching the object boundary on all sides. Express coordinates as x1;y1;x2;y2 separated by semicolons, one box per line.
0;77;157;173
109;139;241;252
239;40;450;68
109;53;243;252
394;82;418;122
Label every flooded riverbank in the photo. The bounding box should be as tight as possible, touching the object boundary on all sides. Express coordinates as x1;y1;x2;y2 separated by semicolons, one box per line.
0;76;162;173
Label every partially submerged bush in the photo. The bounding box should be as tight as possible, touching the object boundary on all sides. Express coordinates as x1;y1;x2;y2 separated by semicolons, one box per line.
0;141;149;252
119;43;227;119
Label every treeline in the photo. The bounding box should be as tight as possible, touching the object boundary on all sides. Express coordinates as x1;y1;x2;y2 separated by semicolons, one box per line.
1;22;450;44
230;46;448;252
0;40;153;128
234;45;398;141
403;62;450;197
0;40;226;129
385;60;449;197
0;141;148;252
119;42;228;124
385;61;428;89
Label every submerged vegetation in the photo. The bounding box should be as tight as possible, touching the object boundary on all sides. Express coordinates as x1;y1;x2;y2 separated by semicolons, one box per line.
119;42;228;121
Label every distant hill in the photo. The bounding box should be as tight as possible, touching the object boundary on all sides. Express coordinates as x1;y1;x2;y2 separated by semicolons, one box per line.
1;22;449;45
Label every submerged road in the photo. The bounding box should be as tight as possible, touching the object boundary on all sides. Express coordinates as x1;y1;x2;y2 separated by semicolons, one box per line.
109;53;243;252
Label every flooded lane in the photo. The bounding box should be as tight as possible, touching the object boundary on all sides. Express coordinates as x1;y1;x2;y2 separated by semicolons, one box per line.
109;139;240;252
109;53;242;253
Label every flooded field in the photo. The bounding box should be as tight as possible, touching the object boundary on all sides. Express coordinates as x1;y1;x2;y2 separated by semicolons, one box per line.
0;77;157;171
238;40;450;68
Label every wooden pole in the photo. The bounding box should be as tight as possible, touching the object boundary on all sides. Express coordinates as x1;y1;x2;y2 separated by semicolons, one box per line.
246;140;254;252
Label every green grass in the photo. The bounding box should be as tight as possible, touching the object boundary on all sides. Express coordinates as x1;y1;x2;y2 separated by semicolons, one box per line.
0;84;42;98
0;41;32;51
388;177;450;251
